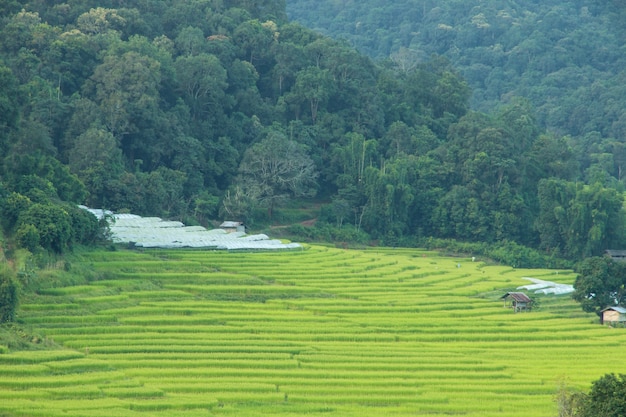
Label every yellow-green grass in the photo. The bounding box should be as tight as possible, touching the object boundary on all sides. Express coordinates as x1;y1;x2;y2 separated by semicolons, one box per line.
1;245;625;417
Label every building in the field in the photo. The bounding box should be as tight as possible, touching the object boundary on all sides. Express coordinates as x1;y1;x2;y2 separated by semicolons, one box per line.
601;306;626;327
500;292;533;313
605;250;626;262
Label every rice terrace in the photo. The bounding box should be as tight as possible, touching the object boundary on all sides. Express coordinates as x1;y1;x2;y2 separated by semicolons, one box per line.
3;245;626;417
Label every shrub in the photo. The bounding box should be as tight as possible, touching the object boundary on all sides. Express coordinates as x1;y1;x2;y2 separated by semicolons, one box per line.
582;373;626;417
420;238;573;269
15;224;40;253
18;203;72;253
0;192;32;232
0;268;18;323
67;205;100;245
559;373;626;417
286;223;370;245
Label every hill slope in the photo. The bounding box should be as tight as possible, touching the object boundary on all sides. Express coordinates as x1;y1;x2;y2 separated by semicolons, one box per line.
1;1;626;257
286;0;626;138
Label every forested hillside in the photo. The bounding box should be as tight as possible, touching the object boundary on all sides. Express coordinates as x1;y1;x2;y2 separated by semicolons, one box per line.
287;1;626;138
0;0;624;261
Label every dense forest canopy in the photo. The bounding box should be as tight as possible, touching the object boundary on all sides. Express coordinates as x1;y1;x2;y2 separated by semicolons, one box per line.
286;0;626;140
0;0;625;262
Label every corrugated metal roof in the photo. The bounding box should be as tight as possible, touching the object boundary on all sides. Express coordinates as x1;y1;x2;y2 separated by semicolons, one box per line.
601;306;626;314
500;292;532;303
606;250;626;260
220;221;243;228
79;206;300;250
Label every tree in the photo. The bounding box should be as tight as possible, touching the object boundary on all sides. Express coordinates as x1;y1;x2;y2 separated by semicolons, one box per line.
0;268;18;323
18;203;72;253
174;26;206;56
579;374;626;417
329;132;378;230
174;53;228;121
573;256;626;317
4;152;87;204
233;19;275;66
286;66;333;123
0;192;32;233
220;184;256;222
0;65;21;153
228;0;287;21
361;156;418;239
527;134;578;181
235;130;317;219
536;180;625;259
0;10;43;54
68;127;124;208
554;380;587;417
87;50;163;164
16;223;40;252
76;7;126;35
67;204;101;245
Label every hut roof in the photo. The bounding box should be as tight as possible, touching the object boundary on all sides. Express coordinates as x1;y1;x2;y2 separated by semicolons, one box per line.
605;250;626;261
601;306;626;314
500;292;532;303
220;221;243;228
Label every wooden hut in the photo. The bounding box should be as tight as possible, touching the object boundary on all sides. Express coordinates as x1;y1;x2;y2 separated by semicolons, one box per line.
601;306;626;327
605;250;626;262
500;292;532;313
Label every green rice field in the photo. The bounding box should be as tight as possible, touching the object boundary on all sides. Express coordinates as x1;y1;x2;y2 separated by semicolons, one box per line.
3;245;626;416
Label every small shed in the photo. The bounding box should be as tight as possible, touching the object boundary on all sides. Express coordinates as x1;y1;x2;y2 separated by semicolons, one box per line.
500;292;532;313
219;221;245;233
601;306;626;327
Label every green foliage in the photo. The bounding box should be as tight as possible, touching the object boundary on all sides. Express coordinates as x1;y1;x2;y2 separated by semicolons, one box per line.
581;374;626;417
286;223;370;245
0;192;32;232
66;205;100;245
4;154;86;203
67;126;124;208
0;64;21;149
537;180;626;259
0;0;624;263
562;374;626;417
573;257;626;317
0;267;18;323
555;381;587;417
18;203;72;253
193;192;220;226
15;223;40;253
421;238;572;269
234;130;318;219
287;1;626;142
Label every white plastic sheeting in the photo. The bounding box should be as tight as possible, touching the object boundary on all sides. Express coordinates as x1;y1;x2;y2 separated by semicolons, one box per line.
517;277;575;295
79;206;301;250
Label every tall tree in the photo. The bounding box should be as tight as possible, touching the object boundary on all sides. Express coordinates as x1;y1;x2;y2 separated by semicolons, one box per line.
68;127;123;208
287;66;332;123
234;130;317;219
537;180;625;258
87;50;163;165
573;256;626;317
174;53;228;121
0;64;21;154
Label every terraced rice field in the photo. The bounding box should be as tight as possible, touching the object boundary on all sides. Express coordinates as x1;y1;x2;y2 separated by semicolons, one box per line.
3;245;626;416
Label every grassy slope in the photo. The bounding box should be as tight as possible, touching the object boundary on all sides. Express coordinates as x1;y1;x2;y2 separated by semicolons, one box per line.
1;246;624;416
